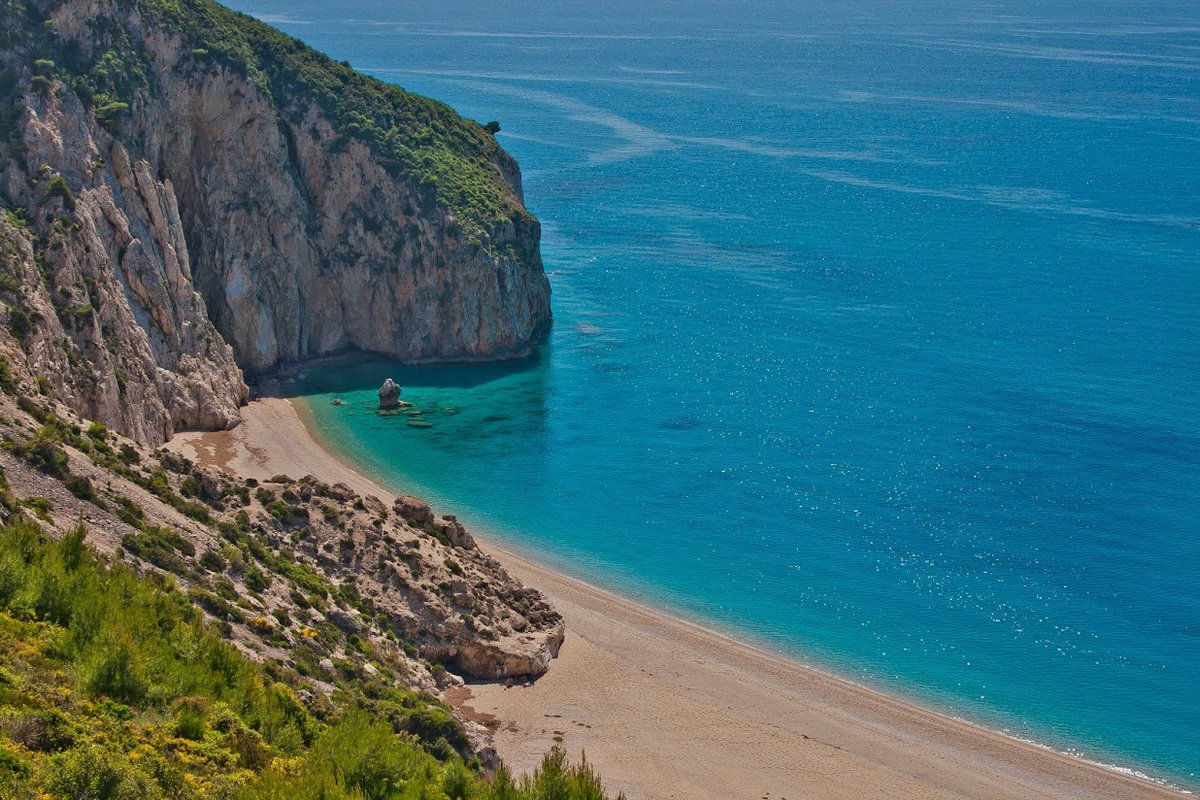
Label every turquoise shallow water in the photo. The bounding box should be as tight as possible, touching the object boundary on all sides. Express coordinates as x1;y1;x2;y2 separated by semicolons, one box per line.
230;0;1199;786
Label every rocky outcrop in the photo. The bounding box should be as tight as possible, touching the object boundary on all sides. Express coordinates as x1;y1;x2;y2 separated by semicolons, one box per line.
453;629;565;679
0;384;564;684
0;0;551;443
379;378;402;409
0;88;247;443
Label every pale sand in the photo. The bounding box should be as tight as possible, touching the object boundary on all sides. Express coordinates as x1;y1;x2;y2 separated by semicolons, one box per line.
168;398;1188;800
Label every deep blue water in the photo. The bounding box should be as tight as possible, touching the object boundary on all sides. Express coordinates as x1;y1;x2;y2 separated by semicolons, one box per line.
227;0;1199;785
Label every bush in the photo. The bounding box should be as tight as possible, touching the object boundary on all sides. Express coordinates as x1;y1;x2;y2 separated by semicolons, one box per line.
114;496;144;527
10;428;69;477
47;744;153;800
65;473;98;503
121;528;194;575
85;634;148;703
180;475;203;497
0;356;16;394
44;174;75;209
244;565;270;592
94;99;129;124
0;741;31;784
118;443;140;464
173;698;208;740
7;306;34;342
312;711;414;800
200;548;226;572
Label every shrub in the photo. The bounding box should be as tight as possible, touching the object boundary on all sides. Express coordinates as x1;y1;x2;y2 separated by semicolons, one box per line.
186;587;243;623
94;99;129;124
244;565;270;592
121;528;194;575
311;711;413;800
0;741;30;784
21;496;52;521
7;303;39;343
199;548;226;572
85;633;148;703
173;698;207;741
443;759;474;800
61;523;87;571
180;475;203;498
114;496;144;527
10;428;69;477
65;473;98;503
0;356;16;394
44;174;75;209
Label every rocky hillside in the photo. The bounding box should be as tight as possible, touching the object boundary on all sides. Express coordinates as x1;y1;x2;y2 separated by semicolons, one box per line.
0;368;565;761
0;377;564;683
0;434;608;798
0;0;551;444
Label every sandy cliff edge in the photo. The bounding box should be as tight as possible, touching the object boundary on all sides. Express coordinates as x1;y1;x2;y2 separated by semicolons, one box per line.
166;398;1190;800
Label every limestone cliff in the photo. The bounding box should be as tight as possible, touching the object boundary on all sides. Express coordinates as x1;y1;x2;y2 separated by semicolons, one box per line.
0;0;551;443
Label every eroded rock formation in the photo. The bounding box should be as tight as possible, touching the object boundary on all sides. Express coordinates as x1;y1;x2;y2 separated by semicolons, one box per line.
0;0;551;443
379;377;402;409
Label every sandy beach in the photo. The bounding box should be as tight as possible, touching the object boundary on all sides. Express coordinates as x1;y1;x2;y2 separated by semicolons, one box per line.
168;398;1188;800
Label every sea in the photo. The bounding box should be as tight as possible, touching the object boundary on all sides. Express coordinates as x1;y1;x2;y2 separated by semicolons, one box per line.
224;0;1199;787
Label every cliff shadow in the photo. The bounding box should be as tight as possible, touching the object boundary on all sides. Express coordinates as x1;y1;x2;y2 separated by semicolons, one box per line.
260;347;551;397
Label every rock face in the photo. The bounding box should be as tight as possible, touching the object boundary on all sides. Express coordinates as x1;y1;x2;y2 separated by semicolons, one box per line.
378;378;402;409
0;0;551;442
0;93;247;443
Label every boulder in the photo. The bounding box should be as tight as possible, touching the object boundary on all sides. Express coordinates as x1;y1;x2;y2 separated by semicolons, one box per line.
437;516;476;550
454;623;566;679
327;608;363;635
395;495;434;525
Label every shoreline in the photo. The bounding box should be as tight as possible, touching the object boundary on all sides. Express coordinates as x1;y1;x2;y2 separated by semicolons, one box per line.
167;397;1192;800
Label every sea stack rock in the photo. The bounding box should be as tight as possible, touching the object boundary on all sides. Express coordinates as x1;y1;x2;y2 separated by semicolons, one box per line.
379;378;402;409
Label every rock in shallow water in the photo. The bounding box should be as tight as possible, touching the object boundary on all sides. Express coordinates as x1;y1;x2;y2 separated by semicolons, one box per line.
378;377;402;409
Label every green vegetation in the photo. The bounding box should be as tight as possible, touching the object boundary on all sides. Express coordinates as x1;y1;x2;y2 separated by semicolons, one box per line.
0;356;17;394
43;174;74;210
0;518;618;799
5;423;70;478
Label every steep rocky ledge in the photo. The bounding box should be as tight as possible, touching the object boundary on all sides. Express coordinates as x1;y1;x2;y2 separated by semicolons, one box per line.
0;383;563;699
0;0;551;444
